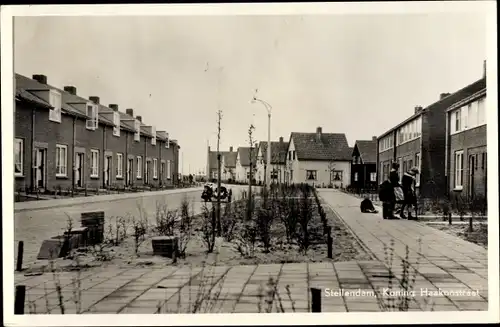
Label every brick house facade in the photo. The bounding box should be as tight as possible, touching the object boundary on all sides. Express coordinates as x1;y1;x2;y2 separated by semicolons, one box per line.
351;137;378;190
376;76;487;200
14;73;180;194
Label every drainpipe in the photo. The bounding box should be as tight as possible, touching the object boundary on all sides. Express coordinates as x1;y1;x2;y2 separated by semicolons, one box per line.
159;139;162;186
144;137;147;185
102;125;106;189
72;116;76;190
125;132;128;187
31;108;36;191
444;110;449;198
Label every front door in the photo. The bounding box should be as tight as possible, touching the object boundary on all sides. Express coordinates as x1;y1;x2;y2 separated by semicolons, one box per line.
145;160;150;184
468;154;476;199
127;158;133;186
33;148;46;190
75;153;84;187
104;156;112;187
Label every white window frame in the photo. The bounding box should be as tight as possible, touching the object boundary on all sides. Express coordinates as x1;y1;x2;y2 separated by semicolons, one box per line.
86;103;99;130
167;159;171;179
134;120;141;142
49;90;62;123
116;153;123;178
136;156;142;179
153;158;158;179
454;150;464;190
477;97;486;126
113;112;120;137
165;133;170;149
353;172;358;182
370;172;377;182
55;144;68;177
306;170;317;181
453;109;461;134
90;149;99;178
14;138;24;176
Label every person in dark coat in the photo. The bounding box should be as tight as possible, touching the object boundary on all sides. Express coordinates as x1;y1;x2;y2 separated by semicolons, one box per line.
381;162;401;219
400;167;419;219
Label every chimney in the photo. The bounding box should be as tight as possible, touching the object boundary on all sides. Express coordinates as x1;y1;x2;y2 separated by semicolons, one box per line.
126;109;134;117
109;104;119;112
414;106;423;114
372;136;377;141
32;74;47;84
89;96;100;104
136;116;142;122
440;93;450;100
279;136;284;143
316;127;322;141
229;146;233;152
483;60;486;78
63;86;77;95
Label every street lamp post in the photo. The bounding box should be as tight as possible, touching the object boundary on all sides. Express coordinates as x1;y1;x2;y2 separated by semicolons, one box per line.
251;96;272;189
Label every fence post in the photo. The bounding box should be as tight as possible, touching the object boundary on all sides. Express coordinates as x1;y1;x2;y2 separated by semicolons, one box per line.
448;212;452;225
16;241;24;272
327;226;333;259
469;216;474;233
15;285;26;314
311;288;322;312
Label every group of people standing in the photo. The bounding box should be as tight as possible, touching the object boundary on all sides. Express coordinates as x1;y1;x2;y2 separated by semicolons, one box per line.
380;162;420;220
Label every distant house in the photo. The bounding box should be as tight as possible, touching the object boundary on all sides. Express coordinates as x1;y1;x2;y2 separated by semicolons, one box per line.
235;146;258;183
206;145;236;182
255;137;289;185
285;127;352;187
221;147;237;182
351;137;378;190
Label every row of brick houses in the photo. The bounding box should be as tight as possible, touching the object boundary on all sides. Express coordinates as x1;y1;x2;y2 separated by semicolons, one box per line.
14;73;180;193
377;65;487;201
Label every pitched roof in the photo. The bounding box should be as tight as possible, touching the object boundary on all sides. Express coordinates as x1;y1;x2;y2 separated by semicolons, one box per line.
258;140;289;164
237;146;258;166
353;140;377;164
15;88;52;109
290;132;352;161
378;76;487;139
222;151;237;168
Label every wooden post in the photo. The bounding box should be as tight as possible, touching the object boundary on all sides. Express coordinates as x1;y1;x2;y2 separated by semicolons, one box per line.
327;226;333;259
311;288;321;312
15;285;26;314
448;212;452;225
469;216;474;233
16;241;24;272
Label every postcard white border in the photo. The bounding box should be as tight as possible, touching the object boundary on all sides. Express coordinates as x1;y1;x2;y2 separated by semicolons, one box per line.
2;1;498;326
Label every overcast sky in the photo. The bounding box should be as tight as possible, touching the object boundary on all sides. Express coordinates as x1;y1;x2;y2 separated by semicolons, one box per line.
14;12;486;174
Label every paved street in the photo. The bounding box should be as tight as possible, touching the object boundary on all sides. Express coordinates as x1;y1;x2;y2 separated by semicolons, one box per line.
14;185;249;265
14;190;488;313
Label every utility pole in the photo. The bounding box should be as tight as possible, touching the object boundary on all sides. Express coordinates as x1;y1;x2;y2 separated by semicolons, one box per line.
216;110;223;236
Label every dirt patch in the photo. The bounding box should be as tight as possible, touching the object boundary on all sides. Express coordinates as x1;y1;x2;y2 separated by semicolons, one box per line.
20;188;371;273
426;223;488;249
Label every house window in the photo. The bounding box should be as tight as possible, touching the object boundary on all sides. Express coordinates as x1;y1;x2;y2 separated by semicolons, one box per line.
467;103;477;129
113;112;120;137
167;159;171;179
14;138;24;176
271;169;278;179
136;156;142;178
153;158;158;179
151;126;157;145
454;150;464;189
481;152;486;170
451;109;461;134
306;170;317;180
86;103;99;130
90;149;99;178
332;170;343;181
354;172;358;182
370;172;377;182
247;172;250;179
165;133;170;148
415;153;421;186
49;90;62;123
477;97;486;125
288;151;291;160
292;151;296;160
134;120;141;142
116;153;123;178
55;144;68;177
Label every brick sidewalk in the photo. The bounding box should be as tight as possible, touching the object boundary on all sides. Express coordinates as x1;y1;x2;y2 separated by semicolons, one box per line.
14;190;488;314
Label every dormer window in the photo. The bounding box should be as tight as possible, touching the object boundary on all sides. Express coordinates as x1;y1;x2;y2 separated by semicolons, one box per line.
165;133;170;148
134;120;140;142
49;90;62;123
86;103;98;130
113;112;120;137
151;126;157;145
